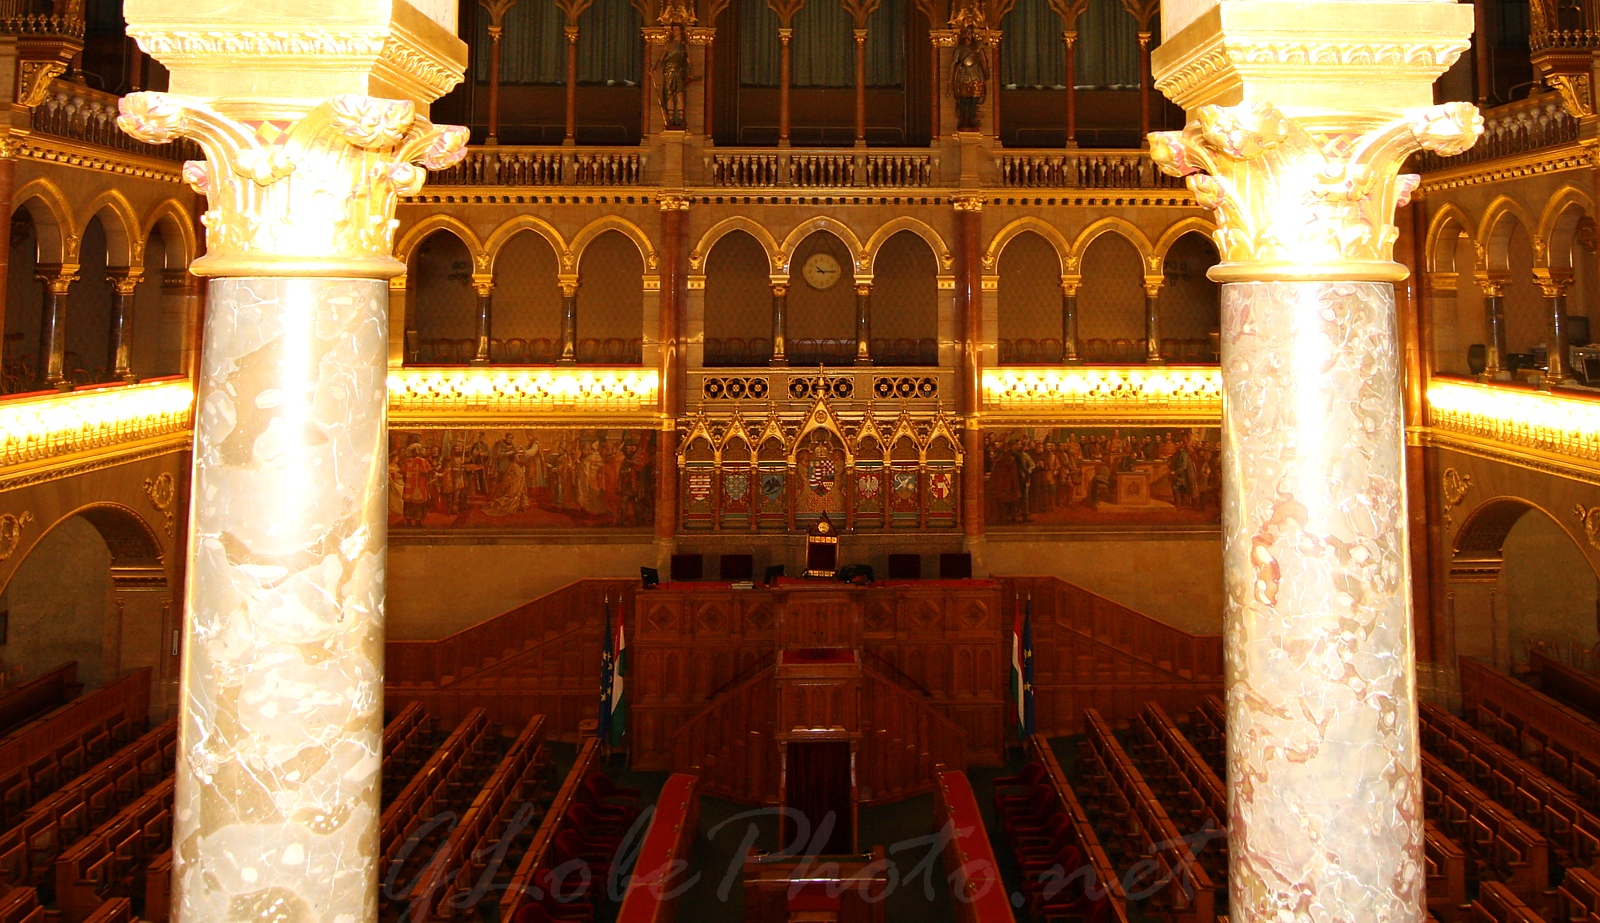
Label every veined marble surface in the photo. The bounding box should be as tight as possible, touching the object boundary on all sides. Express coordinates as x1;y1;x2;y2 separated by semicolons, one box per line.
1220;281;1422;922
176;278;388;922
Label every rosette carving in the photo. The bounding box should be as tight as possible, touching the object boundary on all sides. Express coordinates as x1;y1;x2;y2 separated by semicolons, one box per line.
1149;100;1482;282
117;92;468;278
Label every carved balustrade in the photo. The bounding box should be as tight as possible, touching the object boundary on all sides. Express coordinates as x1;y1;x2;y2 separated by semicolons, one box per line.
426;145;647;186
1412;93;1578;172
30;79;199;161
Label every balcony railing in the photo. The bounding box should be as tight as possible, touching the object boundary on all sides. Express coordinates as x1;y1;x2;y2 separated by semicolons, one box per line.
30;79;199;163
702;336;937;367
982;366;1222;417
1427;376;1600;465
1413;94;1579;173
998;337;1214;365
0;377;193;472
704;148;938;188
425;147;647;187
0;0;82;37
413;336;644;365
388;367;659;417
998;151;1188;190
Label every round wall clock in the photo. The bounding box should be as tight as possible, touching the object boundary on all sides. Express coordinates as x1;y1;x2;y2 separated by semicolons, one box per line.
802;252;843;290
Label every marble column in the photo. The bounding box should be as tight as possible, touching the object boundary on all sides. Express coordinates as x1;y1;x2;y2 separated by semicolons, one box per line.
853;28;868;144
778;27;793;145
1478;278;1507;380
107;270;142;382
117;49;467;923
1062;31;1078;148
1538;273;1573;386
1150;3;1477;916
564;25;580;143
36;267;75;390
1143;278;1163;364
854;281;872;364
1060;278;1080;364
955;195;983;540
657;196;687;543
771;281;789;364
559;277;579;364
472;276;494;365
486;26;504;143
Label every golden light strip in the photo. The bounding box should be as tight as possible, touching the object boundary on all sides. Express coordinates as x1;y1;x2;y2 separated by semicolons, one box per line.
982;366;1223;413
387;368;661;416
1427;379;1600;463
0;378;195;469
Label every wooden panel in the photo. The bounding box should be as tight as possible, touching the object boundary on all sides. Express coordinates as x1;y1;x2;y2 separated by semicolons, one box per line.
615;774;701;923
670;669;780;801
858;669;967;804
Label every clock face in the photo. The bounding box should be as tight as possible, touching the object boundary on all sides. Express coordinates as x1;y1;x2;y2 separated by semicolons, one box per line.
802;252;843;290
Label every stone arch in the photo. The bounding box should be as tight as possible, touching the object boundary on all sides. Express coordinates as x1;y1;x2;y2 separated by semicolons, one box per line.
399;215;490;274
1478;195;1539;274
863;217;953;273
0;502;167;600
984;217;1069;274
1072;218;1157;275
1452;496;1600;581
570;216;657;274
691;216;782;273
1425;202;1476;275
1154;216;1219;262
141;198;198;270
779;218;865;274
1538;185;1595;271
12;177;75;266
77;189;141;269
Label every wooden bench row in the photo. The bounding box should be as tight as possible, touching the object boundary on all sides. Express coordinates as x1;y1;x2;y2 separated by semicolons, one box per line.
498;738;602;923
379;708;498;872
1188;696;1225;777
0;887;43;923
1461;657;1600;812
935;770;1017;923
54;776;173;923
0;664;81;738
408;714;552;922
382;702;435;805
1026;735;1129;921
1471;880;1545;923
1421;751;1550;903
1423;702;1600;873
0;671;152;824
1560;865;1600;922
1529;652;1600;723
615;773;701;923
0;720;175;890
1126;703;1228;891
1425;821;1469;922
1080;709;1215;923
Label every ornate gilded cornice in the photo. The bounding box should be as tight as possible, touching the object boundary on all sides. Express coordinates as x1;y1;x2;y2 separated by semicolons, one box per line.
118;93;468;278
0;379;194;489
1424;378;1600;484
6;132;187;182
388;367;661;422
1413;141;1592;195
1150;101;1480;282
981;366;1222;420
1154;39;1473;108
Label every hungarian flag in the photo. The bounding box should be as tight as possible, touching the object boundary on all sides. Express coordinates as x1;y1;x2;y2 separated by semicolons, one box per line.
599;598;627;747
1011;596;1035;740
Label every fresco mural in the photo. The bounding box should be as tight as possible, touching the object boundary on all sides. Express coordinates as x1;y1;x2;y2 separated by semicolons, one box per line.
983;426;1221;527
389;429;656;530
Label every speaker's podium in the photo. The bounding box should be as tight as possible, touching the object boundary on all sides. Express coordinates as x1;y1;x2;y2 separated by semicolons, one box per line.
742;846;888;923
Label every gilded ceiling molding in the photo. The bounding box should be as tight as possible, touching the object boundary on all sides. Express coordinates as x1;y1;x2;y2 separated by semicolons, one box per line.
1154;40;1473;106
117;92;469;278
1413;143;1592;195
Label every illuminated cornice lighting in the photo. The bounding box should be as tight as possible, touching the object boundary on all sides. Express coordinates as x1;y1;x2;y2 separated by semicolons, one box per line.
1427;378;1600;464
0;378;195;471
388;367;661;416
982;366;1222;416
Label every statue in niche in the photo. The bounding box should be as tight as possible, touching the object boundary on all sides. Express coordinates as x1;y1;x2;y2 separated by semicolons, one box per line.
951;26;989;132
657;23;691;129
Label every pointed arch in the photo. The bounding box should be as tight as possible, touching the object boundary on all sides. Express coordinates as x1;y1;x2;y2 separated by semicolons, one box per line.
1154;216;1219;261
1073;217;1157;274
12;177;75;266
77;189;141;269
691;216;782;272
1538;185;1595;270
571;216;657;273
1425;202;1476;275
984;217;1070;274
0;501;166;598
863;217;953;273
140;198;198;270
1477;195;1539;274
398;215;489;274
779;217;866;274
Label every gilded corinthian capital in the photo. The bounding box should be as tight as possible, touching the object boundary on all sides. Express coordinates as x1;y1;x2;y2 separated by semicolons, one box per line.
1149;100;1481;282
118;93;468;278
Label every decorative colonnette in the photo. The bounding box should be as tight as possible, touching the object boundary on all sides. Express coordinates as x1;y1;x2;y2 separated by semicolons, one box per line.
387;367;660;418
981;365;1221;416
1427;377;1600;465
0;378;194;471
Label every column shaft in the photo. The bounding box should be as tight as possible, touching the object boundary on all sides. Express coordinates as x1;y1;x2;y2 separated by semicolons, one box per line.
1544;283;1572;385
108;274;140;382
174;277;388;922
779;28;793;144
1063;34;1077;147
657;202;685;541
0;158;14;348
1481;287;1506;378
1061;283;1080;364
1137;32;1152;141
487;25;504;144
472;279;493;365
559;281;579;363
854;29;867;143
703;38;716;137
770;282;788;364
855;282;872;364
37;270;74;389
1144;282;1163;363
1222;280;1420;920
957;201;983;539
565;26;579;143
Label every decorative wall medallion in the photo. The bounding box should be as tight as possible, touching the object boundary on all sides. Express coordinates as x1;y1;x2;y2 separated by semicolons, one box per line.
0;511;35;562
1441;467;1473;529
142;472;177;536
1574;504;1600;551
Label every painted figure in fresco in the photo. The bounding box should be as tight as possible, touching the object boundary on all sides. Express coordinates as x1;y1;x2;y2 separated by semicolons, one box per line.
483;439;531;517
1170;443;1198;508
988;437;1025;522
468;432;492;496
657;23;690;129
952;26;988;131
400;442;436;526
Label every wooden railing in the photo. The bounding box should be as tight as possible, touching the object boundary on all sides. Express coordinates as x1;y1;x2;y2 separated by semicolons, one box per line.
858;666;968;803
998;151;1187;190
426;146;647;186
1027;734;1130;922
670;665;778;803
1414;93;1579;172
704;148;938;188
1530;650;1600;720
935;770;1018;923
615;773;701;923
0;0;82;37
